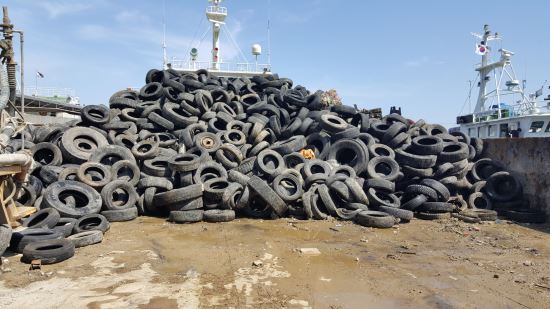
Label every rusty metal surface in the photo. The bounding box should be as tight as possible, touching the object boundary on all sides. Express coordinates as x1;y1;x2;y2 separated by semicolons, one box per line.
483;138;550;219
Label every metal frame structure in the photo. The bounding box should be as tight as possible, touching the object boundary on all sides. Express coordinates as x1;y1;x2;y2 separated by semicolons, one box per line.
168;0;272;77
470;25;548;121
458;25;550;139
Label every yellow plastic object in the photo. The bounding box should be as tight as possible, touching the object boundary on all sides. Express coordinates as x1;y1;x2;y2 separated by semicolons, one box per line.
300;149;315;160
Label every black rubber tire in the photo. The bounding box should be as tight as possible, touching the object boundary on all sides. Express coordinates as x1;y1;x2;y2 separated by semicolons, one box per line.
193;162;227;184
138;176;174;191
228;170;251;187
366;188;400;208
402;165;433;178
468;192;492;209
271;135;307;156
485;171;521;202
77;162;112;190
368;143;395;159
354;211;395;228
68;230;104;248
405;184;439;201
438;142;469;163
60;127;109;163
344;178;369;205
73;214;110;234
364;178;395;193
420;178;450;201
409;136;444;155
248;175;288;216
272;174;303;202
254;149;285;177
419;202;455;213
43;181;102;218
39;165;65;185
203;178;231;202
401;194;428;210
52;218;77;237
503;209;546;223
101;207;138;222
169;153;201;173
302;159;331;178
101;180;138;211
110;160;140;186
326;139;369;174
143;157;172;178
81;105;110;125
57;166;80;182
31;142;63;166
203;209;236;222
21;238;75;264
379;205;414;222
319;114;348;133
0;224;13;256
216;144;244;169
395;149;437;169
366;156;400;181
461;209;497;221
89;145;136;166
169;210;204;223
153;184;203;207
131;140;160;160
10;228;64;253
415;212;451;220
22;208;60;229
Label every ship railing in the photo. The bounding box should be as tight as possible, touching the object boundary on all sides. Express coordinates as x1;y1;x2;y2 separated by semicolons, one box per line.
472;100;550;122
170;60;271;74
206;6;227;15
16;87;77;99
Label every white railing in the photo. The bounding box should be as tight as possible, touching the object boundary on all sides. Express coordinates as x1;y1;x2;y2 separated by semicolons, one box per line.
207;6;227;15
472;100;550;122
170;60;271;74
16;87;76;98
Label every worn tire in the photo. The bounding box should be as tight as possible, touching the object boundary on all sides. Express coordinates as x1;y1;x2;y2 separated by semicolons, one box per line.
68;230;104;248
21;238;75;264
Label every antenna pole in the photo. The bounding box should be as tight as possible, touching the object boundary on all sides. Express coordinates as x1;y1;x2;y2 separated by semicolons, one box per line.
162;0;167;69
267;0;271;67
474;24;491;113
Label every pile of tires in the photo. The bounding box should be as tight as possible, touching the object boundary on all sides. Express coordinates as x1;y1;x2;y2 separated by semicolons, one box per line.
1;68;542;264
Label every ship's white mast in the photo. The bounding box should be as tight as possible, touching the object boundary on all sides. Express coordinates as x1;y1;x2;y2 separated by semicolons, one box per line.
162;0;167;69
474;25;492;113
206;0;227;70
472;25;535;117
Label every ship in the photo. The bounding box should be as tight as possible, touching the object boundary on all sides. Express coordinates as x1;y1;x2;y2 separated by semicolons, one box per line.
456;25;550;138
164;0;272;78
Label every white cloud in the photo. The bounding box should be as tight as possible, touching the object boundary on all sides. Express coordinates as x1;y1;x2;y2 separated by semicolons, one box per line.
38;1;97;19
115;10;150;24
405;56;447;67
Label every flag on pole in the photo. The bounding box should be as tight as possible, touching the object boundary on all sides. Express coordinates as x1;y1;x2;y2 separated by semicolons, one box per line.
535;87;543;98
36;71;44;78
475;43;488;55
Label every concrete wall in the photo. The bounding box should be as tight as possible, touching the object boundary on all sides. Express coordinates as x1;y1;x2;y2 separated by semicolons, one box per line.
482;138;550;218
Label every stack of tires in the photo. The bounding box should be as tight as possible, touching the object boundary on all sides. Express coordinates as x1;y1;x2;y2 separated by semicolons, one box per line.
0;68;543;264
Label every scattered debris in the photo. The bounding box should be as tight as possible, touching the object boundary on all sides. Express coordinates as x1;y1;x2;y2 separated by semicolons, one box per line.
297;248;321;256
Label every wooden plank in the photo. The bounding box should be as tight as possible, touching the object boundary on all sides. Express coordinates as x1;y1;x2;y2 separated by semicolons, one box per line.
0;165;22;176
12;206;36;220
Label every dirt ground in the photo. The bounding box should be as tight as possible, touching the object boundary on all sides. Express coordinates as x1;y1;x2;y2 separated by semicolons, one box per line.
0;216;549;308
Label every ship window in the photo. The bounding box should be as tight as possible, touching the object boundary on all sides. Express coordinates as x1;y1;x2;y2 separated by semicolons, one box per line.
500;123;509;137
468;128;476;137
488;125;497;137
545;122;550;132
529;121;544;133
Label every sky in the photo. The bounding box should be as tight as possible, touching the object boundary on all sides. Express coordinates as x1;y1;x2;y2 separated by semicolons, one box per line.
4;0;550;127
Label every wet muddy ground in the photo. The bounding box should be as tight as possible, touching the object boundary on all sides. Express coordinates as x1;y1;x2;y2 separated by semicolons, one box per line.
1;217;549;308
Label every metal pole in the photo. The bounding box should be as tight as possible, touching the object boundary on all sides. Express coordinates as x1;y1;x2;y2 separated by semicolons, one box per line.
13;30;24;149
